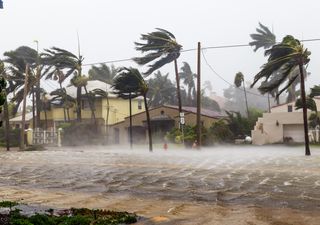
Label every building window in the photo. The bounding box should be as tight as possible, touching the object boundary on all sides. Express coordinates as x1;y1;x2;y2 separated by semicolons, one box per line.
288;105;293;112
138;100;142;110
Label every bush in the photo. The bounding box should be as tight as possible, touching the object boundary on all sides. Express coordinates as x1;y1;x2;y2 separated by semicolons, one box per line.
209;120;233;143
0;128;20;147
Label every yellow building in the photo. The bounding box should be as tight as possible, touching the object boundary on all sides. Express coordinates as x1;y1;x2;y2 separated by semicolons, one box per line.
40;80;145;132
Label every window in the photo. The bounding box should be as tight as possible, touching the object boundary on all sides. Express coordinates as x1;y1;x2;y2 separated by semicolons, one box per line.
288;105;293;112
138;100;142;110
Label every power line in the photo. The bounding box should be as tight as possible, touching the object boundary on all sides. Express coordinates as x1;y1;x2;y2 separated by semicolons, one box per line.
201;50;269;99
82;38;320;67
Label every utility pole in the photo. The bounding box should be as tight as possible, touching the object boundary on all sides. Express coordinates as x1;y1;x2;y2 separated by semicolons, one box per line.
196;42;201;148
20;64;29;150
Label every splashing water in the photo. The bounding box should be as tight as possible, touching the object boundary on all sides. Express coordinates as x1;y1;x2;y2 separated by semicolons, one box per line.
0;145;320;216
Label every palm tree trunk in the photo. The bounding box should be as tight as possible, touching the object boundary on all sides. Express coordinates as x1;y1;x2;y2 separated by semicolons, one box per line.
67;108;70;122
84;86;97;127
299;64;311;156
129;94;133;149
174;59;182;119
32;88;35;129
144;94;153;152
105;95;110;144
76;87;82;122
243;80;250;118
20;64;29;150
4;93;10;151
44;109;48;130
36;66;41;129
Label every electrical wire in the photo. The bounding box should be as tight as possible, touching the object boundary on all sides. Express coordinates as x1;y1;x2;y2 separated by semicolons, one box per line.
82;38;320;66
201;49;269;99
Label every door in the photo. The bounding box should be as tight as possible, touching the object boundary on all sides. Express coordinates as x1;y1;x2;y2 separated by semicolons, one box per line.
283;124;304;143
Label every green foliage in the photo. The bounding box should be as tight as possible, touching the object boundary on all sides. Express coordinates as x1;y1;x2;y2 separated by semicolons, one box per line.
0;201;18;208
2;205;137;225
209;120;233;143
0;128;20;147
249;22;276;52
133;28;182;76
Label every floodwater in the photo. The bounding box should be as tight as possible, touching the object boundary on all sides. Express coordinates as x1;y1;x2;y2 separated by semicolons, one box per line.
0;145;320;224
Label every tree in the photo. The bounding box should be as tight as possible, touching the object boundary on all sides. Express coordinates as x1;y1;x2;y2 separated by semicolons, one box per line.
147;71;176;107
43;47;84;121
249;22;276;52
113;67;153;152
133;28;183;117
88;64;117;85
251;35;311;156
234;72;249;118
50;88;75;122
179;62;196;106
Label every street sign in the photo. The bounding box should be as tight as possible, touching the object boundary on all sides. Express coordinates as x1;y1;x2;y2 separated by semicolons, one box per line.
180;117;185;125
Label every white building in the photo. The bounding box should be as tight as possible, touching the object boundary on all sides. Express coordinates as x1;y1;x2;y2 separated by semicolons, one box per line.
251;98;320;145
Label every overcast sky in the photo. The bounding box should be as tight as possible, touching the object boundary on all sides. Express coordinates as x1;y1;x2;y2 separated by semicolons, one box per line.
1;0;320;97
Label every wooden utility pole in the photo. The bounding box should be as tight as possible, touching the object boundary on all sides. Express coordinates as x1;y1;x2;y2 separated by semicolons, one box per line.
196;42;201;148
20;64;29;150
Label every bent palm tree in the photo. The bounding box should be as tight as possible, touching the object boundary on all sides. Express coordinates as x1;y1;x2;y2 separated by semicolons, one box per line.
234;72;249;118
133;28;183;115
113;67;153;152
43;47;84;121
249;22;276;52
251;35;311;156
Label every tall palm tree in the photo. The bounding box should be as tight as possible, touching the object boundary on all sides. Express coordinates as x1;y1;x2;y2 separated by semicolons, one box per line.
234;72;249;118
43;47;84;121
0;61;10;151
179;62;196;106
251;35;311;156
133;28;183;117
113;67;153;152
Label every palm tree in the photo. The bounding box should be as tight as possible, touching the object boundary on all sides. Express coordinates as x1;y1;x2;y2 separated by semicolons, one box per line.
179;62;196;106
50;88;75;122
133;28;183;117
113;67;153;152
70;74;97;126
43;47;84;121
147;71;176;107
89;64;118;138
88;64;117;85
0;61;9;151
234;72;249;118
251;35;311;156
249;22;276;52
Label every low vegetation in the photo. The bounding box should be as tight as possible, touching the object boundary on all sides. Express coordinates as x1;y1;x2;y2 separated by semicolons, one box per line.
0;201;137;225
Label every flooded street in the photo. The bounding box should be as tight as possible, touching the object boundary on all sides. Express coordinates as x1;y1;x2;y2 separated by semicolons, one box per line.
0;145;320;224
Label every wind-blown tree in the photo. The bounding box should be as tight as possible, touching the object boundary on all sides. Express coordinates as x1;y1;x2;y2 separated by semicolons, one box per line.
3;46;39;116
133;28;183;115
113;67;153;152
179;62;196;106
88;64;117;85
249;22;276;52
50;88;75;122
251;35;311;156
234;72;249;118
147;71;177;107
88;64;118;133
70;74;97;126
43;47;84;121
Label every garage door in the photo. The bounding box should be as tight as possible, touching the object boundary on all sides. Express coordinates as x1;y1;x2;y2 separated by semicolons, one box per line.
283;124;304;143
